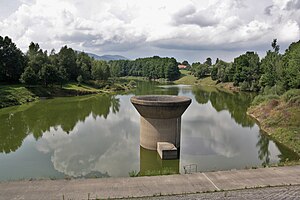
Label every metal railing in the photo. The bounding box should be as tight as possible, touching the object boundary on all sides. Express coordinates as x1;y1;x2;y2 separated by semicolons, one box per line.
183;164;198;174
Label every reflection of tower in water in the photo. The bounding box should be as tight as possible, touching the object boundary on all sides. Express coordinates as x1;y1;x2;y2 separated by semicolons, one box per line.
139;146;179;176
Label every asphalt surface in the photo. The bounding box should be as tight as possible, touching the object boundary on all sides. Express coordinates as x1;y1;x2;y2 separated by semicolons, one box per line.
136;185;300;200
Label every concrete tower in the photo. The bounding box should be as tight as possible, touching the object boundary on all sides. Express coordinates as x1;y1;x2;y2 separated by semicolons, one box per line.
131;95;191;152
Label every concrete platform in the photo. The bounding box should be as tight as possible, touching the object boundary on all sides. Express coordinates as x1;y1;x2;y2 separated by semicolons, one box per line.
157;142;178;160
0;165;299;200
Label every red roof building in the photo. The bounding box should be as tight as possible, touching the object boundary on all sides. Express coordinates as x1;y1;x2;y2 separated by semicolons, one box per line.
178;65;187;69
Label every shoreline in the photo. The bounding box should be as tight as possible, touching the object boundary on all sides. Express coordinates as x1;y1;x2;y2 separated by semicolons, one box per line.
0;80;136;109
247;97;300;157
247;111;300;158
173;71;240;93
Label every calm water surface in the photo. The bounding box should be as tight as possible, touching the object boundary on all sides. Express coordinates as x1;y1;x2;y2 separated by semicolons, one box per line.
0;82;298;181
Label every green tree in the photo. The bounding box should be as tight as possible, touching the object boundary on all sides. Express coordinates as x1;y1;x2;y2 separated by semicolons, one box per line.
109;60;121;77
77;75;83;85
57;66;68;87
211;66;218;80
22;42;52;85
0;36;26;82
103;63;110;80
92;60;110;80
76;52;92;81
233;52;260;91
271;39;280;53
58;46;78;81
20;67;38;85
259;40;283;90
192;62;209;78
164;57;180;81
27;42;49;74
211;60;231;82
224;63;235;82
39;64;58;87
204;57;212;66
282;40;300;89
215;58;220;64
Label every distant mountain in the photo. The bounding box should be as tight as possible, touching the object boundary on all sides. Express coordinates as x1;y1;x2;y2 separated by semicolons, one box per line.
86;52;128;61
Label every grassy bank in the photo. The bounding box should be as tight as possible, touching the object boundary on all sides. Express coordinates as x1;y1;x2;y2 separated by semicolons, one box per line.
174;70;217;85
173;70;198;85
0;85;38;108
0;84;99;108
247;89;300;155
0;79;136;109
174;70;239;92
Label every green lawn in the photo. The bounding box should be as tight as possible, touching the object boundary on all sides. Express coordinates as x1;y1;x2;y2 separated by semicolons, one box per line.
174;70;217;86
174;70;198;85
0;85;37;108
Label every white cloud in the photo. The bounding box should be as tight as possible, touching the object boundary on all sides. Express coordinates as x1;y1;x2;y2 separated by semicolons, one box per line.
35;96;140;178
0;0;299;62
279;20;300;42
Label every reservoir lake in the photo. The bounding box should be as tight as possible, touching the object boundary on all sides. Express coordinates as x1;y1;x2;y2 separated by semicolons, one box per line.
0;82;298;181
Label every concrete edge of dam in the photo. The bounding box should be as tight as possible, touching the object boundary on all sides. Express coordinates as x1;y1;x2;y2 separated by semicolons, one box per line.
0;165;299;200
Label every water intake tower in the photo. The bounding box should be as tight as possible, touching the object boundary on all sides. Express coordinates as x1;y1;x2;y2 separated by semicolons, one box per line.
131;95;191;159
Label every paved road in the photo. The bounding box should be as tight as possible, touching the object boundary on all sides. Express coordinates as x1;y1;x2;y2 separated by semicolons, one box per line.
0;165;299;200
137;185;300;200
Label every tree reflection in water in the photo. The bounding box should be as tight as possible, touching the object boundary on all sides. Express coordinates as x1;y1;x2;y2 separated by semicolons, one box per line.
192;85;300;165
192;86;256;127
0;94;120;154
256;130;300;165
256;133;270;166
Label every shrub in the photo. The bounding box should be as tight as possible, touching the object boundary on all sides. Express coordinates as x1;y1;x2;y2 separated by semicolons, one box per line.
251;94;280;106
287;95;300;106
128;170;138;177
240;81;250;91
263;84;285;95
282;89;300;102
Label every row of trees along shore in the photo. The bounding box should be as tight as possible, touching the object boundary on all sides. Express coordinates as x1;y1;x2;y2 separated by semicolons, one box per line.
0;36;180;86
190;39;300;93
1;35;299;93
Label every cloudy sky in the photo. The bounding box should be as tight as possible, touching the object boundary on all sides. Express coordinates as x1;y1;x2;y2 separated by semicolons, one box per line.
0;0;299;63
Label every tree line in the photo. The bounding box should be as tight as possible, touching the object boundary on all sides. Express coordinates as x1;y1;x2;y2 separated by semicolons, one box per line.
109;56;180;81
0;36;180;86
0;36;111;86
191;39;300;93
1;35;299;91
0;36;110;86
